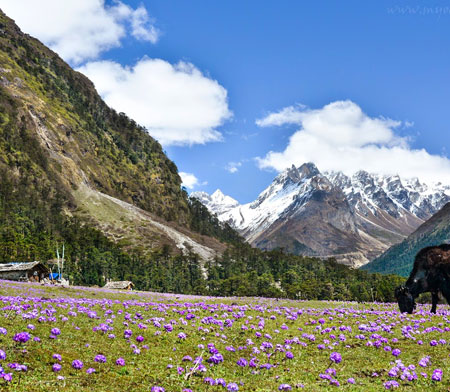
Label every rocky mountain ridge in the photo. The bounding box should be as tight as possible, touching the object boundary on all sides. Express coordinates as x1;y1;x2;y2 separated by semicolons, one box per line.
193;163;450;267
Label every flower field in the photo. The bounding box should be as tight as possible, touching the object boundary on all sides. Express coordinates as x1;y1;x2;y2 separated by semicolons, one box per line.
0;280;449;391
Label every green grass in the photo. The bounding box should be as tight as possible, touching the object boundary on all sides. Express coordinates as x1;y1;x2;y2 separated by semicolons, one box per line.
0;281;449;391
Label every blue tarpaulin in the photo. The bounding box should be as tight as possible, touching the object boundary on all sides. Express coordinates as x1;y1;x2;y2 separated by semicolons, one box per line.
49;273;60;280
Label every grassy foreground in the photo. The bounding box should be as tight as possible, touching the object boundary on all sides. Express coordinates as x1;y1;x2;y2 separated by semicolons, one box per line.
0;280;449;391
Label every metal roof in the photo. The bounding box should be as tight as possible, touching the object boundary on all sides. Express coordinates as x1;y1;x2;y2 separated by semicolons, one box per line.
0;261;45;272
104;281;134;289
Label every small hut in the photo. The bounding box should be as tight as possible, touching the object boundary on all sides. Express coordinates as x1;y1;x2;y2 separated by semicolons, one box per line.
0;261;48;282
104;281;135;290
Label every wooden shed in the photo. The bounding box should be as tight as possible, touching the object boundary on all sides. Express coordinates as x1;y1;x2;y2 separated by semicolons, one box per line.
104;281;135;290
0;261;48;282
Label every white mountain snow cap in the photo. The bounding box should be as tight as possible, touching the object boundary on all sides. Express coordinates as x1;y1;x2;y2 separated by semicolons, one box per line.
211;189;239;207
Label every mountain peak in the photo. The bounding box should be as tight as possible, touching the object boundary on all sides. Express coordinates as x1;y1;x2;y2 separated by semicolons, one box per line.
209;189;239;209
212;189;225;198
297;162;320;178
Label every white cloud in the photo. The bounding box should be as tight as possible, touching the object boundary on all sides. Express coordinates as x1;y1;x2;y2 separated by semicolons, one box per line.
180;172;199;189
1;0;159;64
256;100;450;184
77;59;232;146
226;161;242;173
256;104;306;127
128;5;159;42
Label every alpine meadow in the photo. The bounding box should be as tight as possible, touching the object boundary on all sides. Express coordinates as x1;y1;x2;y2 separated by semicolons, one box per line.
0;2;449;391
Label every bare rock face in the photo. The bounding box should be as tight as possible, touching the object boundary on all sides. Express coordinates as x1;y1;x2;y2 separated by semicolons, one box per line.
193;163;450;267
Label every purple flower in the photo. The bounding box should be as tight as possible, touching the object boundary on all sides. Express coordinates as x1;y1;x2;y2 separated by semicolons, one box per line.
330;352;342;364
347;378;355;384
52;353;62;362
216;378;226;386
136;335;144;343
419;356;430;367
0;350;6;360
86;368;96;374
52;363;62;372
388;368;398;377
432;369;443;381
14;364;27;372
13;332;30;343
249;358;258;368
51;328;61;336
204;377;216;385
116;357;125;366
227;383;239;391
2;373;12;382
384;380;399;389
178;332;187;340
151;387;165;392
72;360;83;370
330;379;340;386
285;351;294;359
392;349;401;357
237;358;248;367
94;354;106;363
279;384;292;390
208;353;224;364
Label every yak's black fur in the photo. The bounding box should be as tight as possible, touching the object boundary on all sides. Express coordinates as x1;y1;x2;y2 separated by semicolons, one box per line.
395;244;450;314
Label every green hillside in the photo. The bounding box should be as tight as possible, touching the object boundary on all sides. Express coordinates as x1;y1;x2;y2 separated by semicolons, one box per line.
0;9;240;283
0;10;190;222
361;203;450;276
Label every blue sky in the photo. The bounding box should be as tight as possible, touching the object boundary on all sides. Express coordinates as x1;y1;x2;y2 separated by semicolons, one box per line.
3;0;450;203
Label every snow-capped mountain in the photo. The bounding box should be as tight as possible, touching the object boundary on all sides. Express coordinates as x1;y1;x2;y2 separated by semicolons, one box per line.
191;189;240;216
192;163;450;267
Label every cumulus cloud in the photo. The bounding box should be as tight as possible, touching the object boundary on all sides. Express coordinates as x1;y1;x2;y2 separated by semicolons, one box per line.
1;0;159;64
226;161;242;174
127;5;159;42
256;104;306;127
256;100;450;184
180;172;200;189
2;0;231;146
78;59;231;146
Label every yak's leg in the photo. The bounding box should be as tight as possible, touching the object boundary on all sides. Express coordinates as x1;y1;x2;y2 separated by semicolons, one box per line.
440;285;450;309
431;292;438;314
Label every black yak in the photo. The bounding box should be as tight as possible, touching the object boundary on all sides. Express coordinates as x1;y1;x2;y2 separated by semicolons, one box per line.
395;244;450;314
